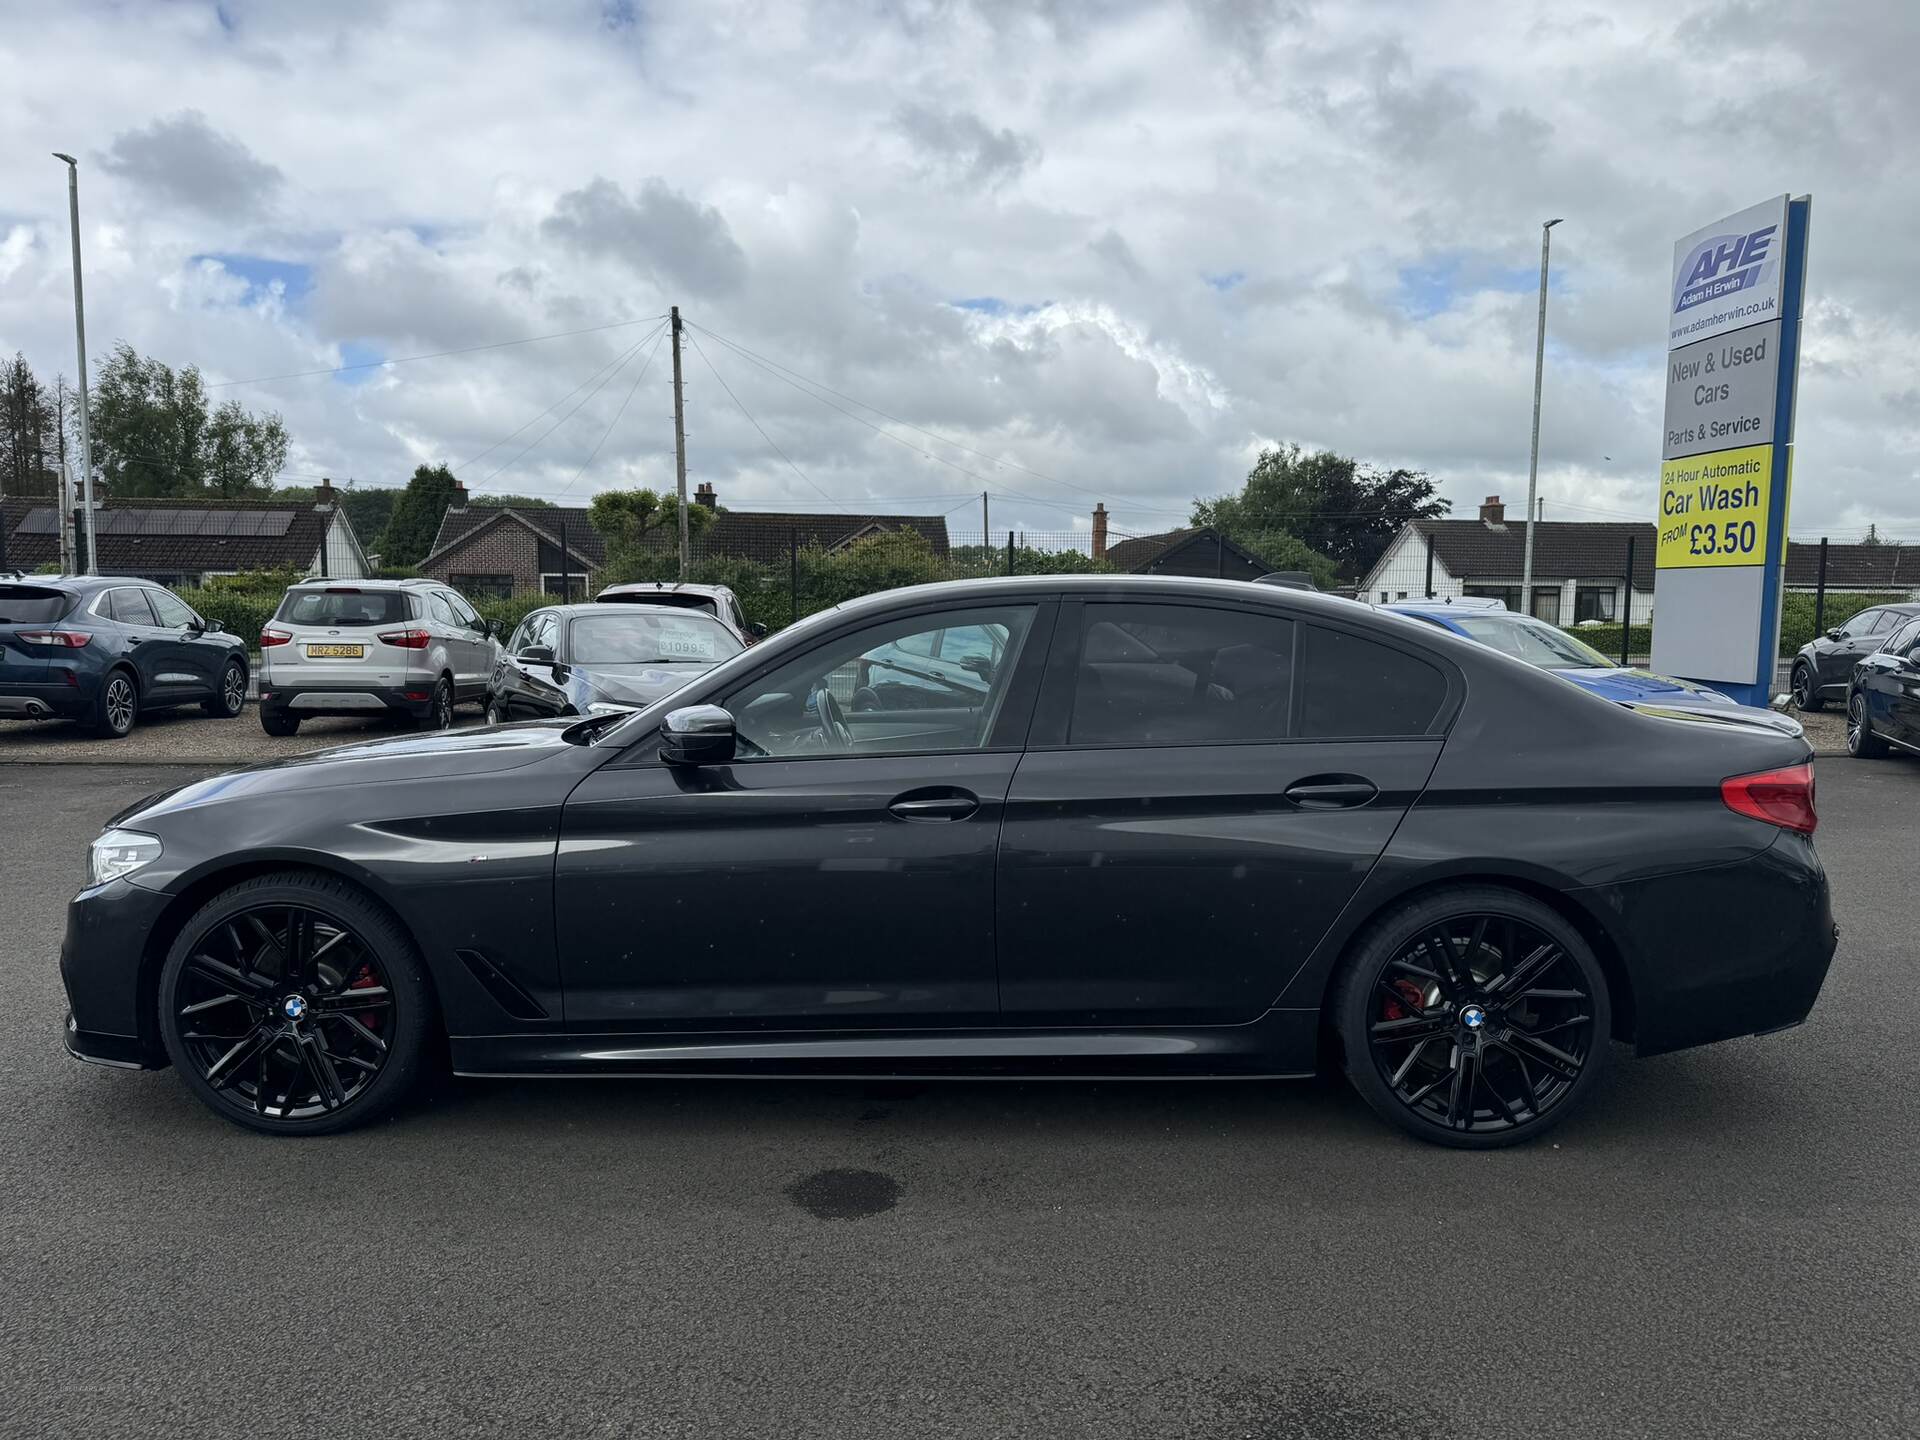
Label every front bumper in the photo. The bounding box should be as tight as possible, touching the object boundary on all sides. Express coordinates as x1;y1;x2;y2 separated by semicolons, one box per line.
58;877;175;1069
259;682;434;719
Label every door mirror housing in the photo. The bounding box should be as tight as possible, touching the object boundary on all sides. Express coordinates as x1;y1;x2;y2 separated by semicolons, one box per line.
205;617;226;634
519;644;556;665
661;704;737;766
1826;627;1844;641
749;621;768;639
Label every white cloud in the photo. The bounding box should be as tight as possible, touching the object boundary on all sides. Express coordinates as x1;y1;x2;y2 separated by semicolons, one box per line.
0;0;1915;541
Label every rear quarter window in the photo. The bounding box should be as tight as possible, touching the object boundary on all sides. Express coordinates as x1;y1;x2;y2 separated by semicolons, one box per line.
277;589;412;627
1299;624;1448;738
0;585;77;623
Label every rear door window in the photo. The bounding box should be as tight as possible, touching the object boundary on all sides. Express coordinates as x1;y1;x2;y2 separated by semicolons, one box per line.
278;589;411;628
106;588;159;626
1299;625;1448;739
1065;602;1295;746
0;585;75;623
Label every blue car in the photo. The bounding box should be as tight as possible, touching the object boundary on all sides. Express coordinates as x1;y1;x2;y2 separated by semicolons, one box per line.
0;575;251;738
1381;600;1802;736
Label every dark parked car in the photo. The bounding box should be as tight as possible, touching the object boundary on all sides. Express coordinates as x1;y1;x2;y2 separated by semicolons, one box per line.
1846;613;1920;759
485;602;744;723
594;580;764;640
0;575;249;737
61;576;1835;1148
1791;601;1920;710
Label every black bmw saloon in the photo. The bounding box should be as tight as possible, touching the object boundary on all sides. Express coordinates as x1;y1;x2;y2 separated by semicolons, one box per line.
60;576;1836;1147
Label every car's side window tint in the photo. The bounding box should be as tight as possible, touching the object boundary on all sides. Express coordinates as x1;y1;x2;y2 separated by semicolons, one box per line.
1855;610;1887;637
426;592;455;626
1888;619;1920;659
725;605;1036;759
1065;603;1295;746
147;589;196;629
107;588;157;626
1299;625;1447;739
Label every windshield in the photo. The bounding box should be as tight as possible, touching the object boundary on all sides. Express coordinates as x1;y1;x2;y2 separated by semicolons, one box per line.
567;612;743;665
0;585;75;624
277;588;411;627
1451;614;1614;669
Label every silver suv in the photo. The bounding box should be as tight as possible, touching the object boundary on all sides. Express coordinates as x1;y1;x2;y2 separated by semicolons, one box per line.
257;579;498;736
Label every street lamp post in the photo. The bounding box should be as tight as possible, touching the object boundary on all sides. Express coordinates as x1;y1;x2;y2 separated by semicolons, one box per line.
53;152;97;575
1521;216;1563;617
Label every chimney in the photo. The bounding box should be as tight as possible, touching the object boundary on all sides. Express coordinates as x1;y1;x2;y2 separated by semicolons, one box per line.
1092;503;1108;560
695;481;717;509
315;476;335;508
1479;495;1505;525
450;480;467;507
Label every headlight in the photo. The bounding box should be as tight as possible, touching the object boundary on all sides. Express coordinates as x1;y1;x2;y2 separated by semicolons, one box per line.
585;701;636;716
90;829;162;886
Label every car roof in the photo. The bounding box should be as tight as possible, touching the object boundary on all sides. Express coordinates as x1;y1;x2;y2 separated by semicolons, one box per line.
598;580;733;595
285;577;441;590
538;602;736;620
1;574;146;592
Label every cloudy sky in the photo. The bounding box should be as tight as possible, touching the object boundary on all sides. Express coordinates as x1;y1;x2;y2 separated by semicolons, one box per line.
2;0;1915;546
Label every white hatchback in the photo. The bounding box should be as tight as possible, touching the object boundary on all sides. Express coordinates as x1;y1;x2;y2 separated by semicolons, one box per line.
257;579;498;736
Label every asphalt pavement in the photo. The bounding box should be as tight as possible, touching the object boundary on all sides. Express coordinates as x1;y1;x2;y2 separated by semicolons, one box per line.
1;757;1915;1439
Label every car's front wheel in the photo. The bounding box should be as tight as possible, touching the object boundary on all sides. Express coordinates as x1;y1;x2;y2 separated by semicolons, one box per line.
1791;661;1821;712
485;696;508;726
1848;691;1890;757
1332;886;1612;1149
157;872;433;1135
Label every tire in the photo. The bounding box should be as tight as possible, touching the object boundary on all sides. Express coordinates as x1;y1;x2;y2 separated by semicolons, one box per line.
418;677;454;731
204;659;248;718
1331;885;1612;1150
260;709;301;737
157;871;434;1136
90;669;138;739
485;697;508;726
1791;662;1821;712
1847;691;1889;758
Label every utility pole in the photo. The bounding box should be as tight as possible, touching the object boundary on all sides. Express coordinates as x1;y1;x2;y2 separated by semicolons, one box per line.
1521;217;1564;617
56;379;75;574
54;153;97;575
670;305;689;579
981;492;989;557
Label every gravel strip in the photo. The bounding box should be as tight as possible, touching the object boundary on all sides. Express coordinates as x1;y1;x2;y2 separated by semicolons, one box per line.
0;701;487;764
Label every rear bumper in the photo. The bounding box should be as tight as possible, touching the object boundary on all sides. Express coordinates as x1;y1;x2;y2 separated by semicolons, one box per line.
1573;831;1837;1057
259;682;434;719
0;683;91;719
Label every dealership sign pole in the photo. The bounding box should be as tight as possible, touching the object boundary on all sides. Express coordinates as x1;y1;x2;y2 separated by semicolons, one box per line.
1650;194;1811;707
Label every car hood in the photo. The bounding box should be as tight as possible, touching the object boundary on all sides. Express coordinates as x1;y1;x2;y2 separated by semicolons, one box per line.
1555;666;1739;706
113;720;581;826
575;663;712;707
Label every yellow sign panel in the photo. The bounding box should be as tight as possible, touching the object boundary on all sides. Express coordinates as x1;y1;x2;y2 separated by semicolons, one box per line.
1656;442;1773;568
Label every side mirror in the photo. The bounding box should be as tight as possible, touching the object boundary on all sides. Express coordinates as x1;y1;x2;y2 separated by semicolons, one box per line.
661;704;736;766
204;617;225;634
520;644;556;665
1826;627;1843;641
750;622;768;639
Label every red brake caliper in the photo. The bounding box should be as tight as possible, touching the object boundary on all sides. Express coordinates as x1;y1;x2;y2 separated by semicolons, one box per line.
1380;978;1427;1022
348;964;383;1030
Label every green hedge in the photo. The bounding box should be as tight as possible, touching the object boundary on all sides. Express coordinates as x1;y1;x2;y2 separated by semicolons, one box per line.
1557;624;1651;660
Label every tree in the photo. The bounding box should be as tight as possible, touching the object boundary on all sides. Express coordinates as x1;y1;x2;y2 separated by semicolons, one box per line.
472;493;554;509
1;353;61;499
87;342;290;497
381;464;461;565
274;481;400;556
1192;443;1449;581
587;487;714;572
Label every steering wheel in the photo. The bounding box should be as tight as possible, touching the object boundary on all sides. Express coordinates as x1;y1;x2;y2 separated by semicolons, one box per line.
812;685;854;751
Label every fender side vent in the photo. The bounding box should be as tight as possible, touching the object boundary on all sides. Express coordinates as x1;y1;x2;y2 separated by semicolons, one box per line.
455;948;550;1020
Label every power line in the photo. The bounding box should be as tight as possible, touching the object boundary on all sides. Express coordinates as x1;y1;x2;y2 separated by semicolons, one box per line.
549;323;673;500
455;335;660;475
467;323;667;490
205;314;670;389
681;327;847;513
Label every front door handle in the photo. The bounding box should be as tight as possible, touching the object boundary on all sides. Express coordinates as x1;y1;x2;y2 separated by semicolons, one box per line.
1284;776;1378;810
888;789;980;822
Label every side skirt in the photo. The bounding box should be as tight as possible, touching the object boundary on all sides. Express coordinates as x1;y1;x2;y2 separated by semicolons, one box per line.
451;1008;1321;1080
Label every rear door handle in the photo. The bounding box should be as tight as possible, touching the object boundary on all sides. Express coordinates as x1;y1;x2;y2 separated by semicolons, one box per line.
1283;777;1378;810
888;790;980;822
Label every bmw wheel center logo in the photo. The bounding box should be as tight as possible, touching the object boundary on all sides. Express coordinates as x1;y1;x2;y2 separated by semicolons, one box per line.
282;994;308;1021
1461;1005;1487;1030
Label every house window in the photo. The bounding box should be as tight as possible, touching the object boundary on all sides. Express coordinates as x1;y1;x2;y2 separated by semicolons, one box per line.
1574;585;1618;623
1464;585;1520;612
1530;588;1562;625
540;573;589;600
452;573;513;600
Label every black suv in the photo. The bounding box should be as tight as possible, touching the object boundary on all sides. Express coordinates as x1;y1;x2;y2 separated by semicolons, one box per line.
0;575;250;738
1790;601;1920;710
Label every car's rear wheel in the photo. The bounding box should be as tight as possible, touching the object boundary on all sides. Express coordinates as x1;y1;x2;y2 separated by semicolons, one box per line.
485;696;507;726
1333;886;1611;1149
204;658;247;718
260;709;300;737
424;677;454;730
91;669;138;738
1848;691;1889;757
1791;662;1821;712
157;872;433;1136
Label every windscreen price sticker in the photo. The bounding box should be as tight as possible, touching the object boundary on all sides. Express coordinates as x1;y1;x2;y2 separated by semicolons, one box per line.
1656;442;1773;569
656;626;719;660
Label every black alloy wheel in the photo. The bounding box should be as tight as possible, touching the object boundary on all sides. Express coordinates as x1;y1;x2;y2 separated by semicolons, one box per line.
1848;691;1888;758
205;659;247;718
1335;887;1611;1148
158;873;431;1135
93;670;138;738
1791;662;1820;712
427;677;454;730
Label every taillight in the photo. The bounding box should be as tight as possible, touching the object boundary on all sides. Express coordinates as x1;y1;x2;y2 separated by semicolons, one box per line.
1722;761;1817;834
377;628;432;650
260;627;293;647
16;629;90;648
